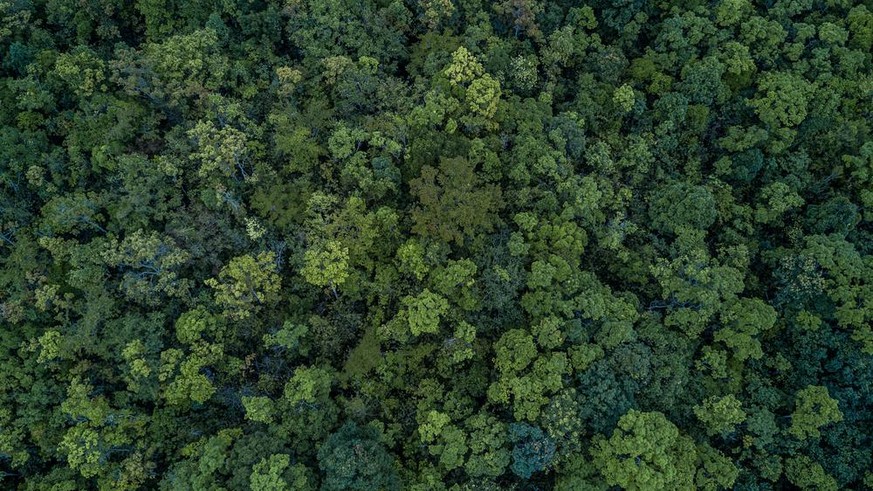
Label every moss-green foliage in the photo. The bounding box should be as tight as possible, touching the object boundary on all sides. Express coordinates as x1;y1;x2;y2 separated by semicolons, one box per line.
789;385;844;440
1;0;871;489
205;252;281;320
693;394;746;436
592;410;700;491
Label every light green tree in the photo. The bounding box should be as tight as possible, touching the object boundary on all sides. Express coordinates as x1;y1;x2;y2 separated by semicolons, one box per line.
749;71;815;128
694;395;747;436
160;342;224;406
205;252;281;320
715;298;777;362
53;47;106;98
404;289;449;336
101;230;191;305
784;456;838;491
188;119;252;181
58;378;146;480
418;410;468;470
301;240;350;297
242;396;275;424
250;454;314;491
754;182;804;224
592;410;698;491
613;84;636;113
396;239;429;281
789;386;843;440
444;47;484;86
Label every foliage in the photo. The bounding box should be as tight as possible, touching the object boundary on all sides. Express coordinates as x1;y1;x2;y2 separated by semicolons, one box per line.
317;423;399;491
205;252;281;320
789;385;844;440
693;394;746;436
592;410;699;491
410;157;503;246
0;0;870;489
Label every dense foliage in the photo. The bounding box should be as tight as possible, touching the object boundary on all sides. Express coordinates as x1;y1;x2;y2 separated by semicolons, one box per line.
1;0;872;489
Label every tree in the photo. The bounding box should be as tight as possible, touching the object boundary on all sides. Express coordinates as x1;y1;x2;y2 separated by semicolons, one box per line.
749;71;815;128
493;0;544;39
417;410;468;471
847;5;873;50
317;423;400;491
301;239;350;297
416;0;454;30
157;427;243;490
112;28;228;110
285;0;406;64
463;412;509;478
275;366;340;451
714;298;777;363
693;395;746;436
57;378;147;482
52;47;106;98
410;156;503;246
784;456;838;491
40;193;107;236
612;84;636;113
444;47;484;87
508;423;556;479
493;329;537;374
250;454;313;491
592;410;698;491
101;230;191;305
487;329;567;421
175;307;227;345
789;385;844;440
205;252;281;320
694;443;739;491
396;238;429;281
440;47;503;129
242;396;275;424
160;342;224;406
648;182;717;234
650;230;746;338
754;182;804;224
574;359;635;434
541;389;586;458
188;119;252;181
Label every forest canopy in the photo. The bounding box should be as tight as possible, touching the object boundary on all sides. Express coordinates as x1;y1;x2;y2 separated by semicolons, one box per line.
1;0;872;489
